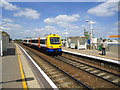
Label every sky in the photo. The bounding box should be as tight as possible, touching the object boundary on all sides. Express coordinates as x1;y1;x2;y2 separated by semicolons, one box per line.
0;0;119;39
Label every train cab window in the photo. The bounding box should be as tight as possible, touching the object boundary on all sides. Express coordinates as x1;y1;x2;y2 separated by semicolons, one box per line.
50;37;60;44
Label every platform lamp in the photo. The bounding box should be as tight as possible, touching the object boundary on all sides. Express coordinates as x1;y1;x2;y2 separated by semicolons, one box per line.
64;28;68;48
86;20;94;49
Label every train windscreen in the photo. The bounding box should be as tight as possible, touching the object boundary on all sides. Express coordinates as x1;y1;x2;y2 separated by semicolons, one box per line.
50;37;60;44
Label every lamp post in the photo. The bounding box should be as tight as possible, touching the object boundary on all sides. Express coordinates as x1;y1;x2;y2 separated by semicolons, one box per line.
64;28;68;48
86;20;94;49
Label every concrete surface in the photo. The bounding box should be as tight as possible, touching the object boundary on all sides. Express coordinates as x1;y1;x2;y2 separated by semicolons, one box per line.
2;43;22;88
1;42;41;88
62;47;119;61
0;57;2;89
15;43;41;88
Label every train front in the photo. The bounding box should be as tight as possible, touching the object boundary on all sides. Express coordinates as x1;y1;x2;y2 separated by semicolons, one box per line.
46;34;62;55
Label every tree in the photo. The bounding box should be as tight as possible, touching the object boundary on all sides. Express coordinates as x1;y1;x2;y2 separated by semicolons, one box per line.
14;39;22;42
100;38;102;40
84;29;90;39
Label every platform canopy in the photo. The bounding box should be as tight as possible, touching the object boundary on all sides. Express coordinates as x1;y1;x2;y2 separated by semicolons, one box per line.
108;35;120;38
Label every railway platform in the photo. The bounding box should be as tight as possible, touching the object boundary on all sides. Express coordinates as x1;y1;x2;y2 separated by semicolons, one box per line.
62;47;120;65
0;42;56;89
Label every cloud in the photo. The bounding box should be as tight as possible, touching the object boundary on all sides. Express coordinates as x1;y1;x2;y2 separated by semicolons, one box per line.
44;14;80;24
2;18;13;22
88;0;118;16
34;26;59;33
1;0;20;10
1;1;40;20
96;0;107;2
114;21;120;26
57;22;79;29
112;28;119;32
114;21;120;29
19;26;60;38
14;8;40;19
44;14;80;29
87;21;96;24
6;23;22;28
2;23;22;30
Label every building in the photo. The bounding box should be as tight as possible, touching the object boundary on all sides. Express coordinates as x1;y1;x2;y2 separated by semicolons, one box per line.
0;31;10;56
107;35;120;54
67;36;87;49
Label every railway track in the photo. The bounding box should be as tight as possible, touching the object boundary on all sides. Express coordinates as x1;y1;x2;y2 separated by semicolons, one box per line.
53;55;120;87
20;44;91;89
20;43;119;88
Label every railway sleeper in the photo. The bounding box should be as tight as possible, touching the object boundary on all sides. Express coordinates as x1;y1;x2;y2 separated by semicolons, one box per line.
57;81;77;88
103;75;114;79
96;72;107;76
85;68;94;71
49;73;64;78
112;78;120;83
53;77;69;82
91;70;100;74
46;71;60;75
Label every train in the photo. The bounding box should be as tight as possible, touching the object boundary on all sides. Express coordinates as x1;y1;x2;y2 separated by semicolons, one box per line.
22;34;62;55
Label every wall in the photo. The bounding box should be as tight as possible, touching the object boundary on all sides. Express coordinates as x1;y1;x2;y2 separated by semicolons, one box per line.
107;42;120;54
0;33;2;56
0;32;9;56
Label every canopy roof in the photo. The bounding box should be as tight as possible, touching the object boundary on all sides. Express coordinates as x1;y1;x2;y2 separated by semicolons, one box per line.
108;35;120;38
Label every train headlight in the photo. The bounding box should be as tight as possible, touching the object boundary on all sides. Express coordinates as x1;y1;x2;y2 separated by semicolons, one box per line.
59;45;62;47
50;46;53;48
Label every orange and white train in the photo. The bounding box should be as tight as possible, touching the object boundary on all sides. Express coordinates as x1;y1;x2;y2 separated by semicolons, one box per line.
23;34;62;55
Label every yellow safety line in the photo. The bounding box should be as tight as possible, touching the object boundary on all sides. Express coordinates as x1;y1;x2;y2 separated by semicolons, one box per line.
16;45;28;90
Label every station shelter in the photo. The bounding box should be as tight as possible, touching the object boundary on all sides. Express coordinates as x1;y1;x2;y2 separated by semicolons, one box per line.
107;35;120;54
0;31;10;56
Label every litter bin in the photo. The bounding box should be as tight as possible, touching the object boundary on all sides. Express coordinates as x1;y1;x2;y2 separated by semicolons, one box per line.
98;45;102;51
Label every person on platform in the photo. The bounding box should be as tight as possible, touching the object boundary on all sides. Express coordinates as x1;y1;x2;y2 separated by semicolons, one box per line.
101;39;107;55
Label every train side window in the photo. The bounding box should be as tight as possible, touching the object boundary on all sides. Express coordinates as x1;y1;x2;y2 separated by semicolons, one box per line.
35;40;38;43
40;39;46;44
32;40;34;43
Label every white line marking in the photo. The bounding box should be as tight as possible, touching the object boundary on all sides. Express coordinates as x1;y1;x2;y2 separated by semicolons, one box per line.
62;50;120;65
17;44;58;89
